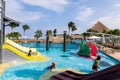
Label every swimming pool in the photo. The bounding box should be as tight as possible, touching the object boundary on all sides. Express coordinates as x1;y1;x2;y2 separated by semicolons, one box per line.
0;42;119;80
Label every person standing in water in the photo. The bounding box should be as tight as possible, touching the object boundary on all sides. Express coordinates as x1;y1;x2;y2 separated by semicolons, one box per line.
92;55;101;72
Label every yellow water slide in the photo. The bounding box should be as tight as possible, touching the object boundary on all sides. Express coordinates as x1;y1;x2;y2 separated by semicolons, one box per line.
2;39;50;61
4;39;36;53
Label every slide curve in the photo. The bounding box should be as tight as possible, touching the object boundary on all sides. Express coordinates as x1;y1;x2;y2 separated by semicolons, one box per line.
87;42;97;58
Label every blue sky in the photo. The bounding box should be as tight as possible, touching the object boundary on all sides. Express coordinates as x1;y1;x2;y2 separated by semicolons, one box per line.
5;0;120;38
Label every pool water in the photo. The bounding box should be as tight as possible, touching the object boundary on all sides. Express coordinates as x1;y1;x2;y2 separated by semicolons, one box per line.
37;48;119;73
0;43;119;80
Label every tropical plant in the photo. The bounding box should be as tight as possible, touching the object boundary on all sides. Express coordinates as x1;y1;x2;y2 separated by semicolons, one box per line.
47;30;53;36
6;33;11;39
34;30;42;40
107;29;120;35
82;29;98;37
106;30;113;34
82;33;89;37
13;32;21;40
6;32;21;40
68;21;75;35
102;29;107;33
9;22;19;32
87;29;98;32
22;24;30;37
71;26;77;34
112;29;120;35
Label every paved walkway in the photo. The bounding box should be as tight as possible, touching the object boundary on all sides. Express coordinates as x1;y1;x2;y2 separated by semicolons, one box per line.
102;47;120;61
2;50;27;63
0;50;27;75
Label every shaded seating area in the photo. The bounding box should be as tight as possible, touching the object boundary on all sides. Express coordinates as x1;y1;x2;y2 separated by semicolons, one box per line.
50;63;120;80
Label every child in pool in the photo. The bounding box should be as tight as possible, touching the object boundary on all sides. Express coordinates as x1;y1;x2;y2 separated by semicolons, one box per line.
46;62;56;71
92;55;101;72
50;62;56;71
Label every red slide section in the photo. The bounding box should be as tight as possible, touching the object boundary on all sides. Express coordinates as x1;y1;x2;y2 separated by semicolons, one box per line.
87;42;97;58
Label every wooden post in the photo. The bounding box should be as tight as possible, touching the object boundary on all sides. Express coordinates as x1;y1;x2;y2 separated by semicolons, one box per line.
46;30;49;51
63;31;66;52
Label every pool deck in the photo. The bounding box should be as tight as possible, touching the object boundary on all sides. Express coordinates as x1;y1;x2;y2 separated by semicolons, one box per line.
102;47;120;61
0;63;13;75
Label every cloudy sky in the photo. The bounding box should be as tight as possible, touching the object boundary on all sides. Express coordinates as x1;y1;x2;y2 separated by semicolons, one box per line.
5;0;120;37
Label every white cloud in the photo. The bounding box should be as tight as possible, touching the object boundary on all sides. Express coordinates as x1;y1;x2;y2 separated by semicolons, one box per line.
114;3;120;7
76;7;95;21
91;16;120;29
20;0;70;13
6;0;43;22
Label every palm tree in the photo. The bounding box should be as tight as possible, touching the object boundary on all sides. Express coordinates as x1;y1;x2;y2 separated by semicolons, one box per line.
9;22;19;32
13;32;21;40
71;26;77;34
47;30;53;36
8;32;21;40
6;33;11;39
68;21;75;35
22;24;30;37
34;30;42;40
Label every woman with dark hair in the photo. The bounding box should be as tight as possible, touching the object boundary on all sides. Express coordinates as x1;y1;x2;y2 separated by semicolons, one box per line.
92;55;101;72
